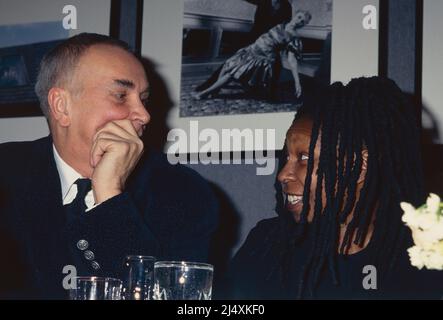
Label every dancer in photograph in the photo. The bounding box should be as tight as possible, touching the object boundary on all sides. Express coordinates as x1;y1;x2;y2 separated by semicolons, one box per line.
193;10;311;101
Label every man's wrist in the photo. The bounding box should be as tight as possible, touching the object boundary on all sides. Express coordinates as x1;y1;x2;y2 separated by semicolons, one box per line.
93;188;122;204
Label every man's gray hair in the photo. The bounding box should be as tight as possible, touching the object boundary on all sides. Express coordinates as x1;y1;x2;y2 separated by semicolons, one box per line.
35;33;132;119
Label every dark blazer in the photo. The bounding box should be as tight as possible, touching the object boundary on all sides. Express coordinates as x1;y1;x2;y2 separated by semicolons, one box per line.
0;136;218;299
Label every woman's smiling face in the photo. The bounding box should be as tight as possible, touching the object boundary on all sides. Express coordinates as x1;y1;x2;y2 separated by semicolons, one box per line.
278;116;323;222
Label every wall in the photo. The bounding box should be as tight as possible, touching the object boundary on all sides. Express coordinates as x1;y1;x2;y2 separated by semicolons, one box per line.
331;0;379;83
186;159;280;257
0;0;110;35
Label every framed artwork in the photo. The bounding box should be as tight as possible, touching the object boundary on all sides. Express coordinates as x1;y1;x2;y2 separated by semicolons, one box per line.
0;0;111;118
142;0;380;153
180;0;332;118
0;22;67;117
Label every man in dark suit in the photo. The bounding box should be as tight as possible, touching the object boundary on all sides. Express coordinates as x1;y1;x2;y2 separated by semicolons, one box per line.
0;33;218;299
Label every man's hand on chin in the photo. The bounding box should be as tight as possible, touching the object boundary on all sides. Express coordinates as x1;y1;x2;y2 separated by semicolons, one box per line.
90;119;144;204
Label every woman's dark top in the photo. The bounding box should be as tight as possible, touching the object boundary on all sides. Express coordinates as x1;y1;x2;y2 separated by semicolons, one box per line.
225;217;443;300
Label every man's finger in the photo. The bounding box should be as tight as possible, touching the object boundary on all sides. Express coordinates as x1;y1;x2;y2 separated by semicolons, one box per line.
93;122;134;144
112;119;139;137
90;132;127;167
90;129;143;167
90;137;121;168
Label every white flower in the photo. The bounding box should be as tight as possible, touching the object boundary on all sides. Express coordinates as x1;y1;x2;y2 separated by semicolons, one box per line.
407;246;425;269
426;251;443;270
401;193;443;270
401;204;436;230
400;202;416;215
401;202;418;226
411;227;443;249
425;193;441;215
408;243;443;270
425;221;443;243
415;211;438;230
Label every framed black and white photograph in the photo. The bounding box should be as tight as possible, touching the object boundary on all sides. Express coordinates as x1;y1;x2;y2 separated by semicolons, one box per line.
180;0;332;118
142;0;379;153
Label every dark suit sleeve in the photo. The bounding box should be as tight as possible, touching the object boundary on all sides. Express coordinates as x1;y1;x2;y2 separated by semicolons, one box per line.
147;162;220;263
159;177;219;263
65;191;159;278
64;158;219;278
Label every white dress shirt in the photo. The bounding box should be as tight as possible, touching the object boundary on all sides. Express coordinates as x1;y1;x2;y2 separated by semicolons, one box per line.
53;145;97;212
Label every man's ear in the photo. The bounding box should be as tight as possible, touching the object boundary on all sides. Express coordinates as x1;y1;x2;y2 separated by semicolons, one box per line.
47;87;71;127
357;149;368;184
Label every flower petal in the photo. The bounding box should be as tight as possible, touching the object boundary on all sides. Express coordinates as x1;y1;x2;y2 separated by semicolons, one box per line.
426;193;441;215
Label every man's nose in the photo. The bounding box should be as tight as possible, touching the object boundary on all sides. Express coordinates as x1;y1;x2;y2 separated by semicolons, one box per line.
130;99;151;125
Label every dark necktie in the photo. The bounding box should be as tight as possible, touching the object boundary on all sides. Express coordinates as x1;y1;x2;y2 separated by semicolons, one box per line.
66;178;91;214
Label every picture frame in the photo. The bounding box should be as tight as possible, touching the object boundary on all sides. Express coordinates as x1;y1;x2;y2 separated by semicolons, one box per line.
0;0;112;118
141;0;380;153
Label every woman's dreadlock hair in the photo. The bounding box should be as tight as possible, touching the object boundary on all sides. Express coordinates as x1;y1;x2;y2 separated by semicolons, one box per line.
266;76;425;298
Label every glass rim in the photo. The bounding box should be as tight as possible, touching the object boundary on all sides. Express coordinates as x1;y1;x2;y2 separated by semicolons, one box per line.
72;276;122;284
154;261;214;271
125;255;156;261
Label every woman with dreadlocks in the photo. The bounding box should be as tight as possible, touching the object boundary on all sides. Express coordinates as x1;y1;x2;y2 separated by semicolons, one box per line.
225;76;442;299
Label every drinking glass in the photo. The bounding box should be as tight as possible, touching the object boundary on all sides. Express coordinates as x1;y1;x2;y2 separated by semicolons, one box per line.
122;255;156;300
69;276;122;300
153;261;213;300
